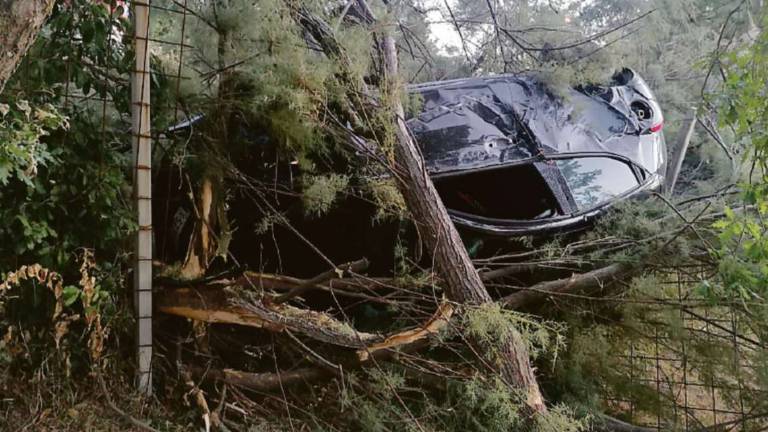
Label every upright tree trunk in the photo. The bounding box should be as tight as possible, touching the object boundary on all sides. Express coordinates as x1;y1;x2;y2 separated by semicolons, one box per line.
0;0;55;94
381;35;547;414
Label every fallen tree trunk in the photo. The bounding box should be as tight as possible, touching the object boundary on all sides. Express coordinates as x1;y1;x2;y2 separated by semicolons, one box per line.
664;109;697;195
0;1;55;93
379;35;547;413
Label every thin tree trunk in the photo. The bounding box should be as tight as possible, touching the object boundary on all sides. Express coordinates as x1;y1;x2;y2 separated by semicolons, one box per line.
381;35;547;414
0;0;55;94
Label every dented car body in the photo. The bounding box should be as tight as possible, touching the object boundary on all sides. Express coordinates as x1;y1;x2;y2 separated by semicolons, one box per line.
164;69;665;243
408;68;666;236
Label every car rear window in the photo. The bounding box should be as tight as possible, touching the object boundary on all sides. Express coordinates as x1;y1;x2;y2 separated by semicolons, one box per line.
555;157;640;211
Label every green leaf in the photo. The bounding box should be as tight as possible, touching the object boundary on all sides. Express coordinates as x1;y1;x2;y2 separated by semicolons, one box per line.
62;285;81;307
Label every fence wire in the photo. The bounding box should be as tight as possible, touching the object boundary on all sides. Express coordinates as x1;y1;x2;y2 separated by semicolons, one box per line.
607;267;766;431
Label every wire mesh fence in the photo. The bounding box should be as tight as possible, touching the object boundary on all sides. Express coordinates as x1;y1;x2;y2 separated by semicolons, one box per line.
606;267;767;431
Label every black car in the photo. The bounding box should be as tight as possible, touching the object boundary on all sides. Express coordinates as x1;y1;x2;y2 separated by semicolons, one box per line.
164;68;665;245
407;68;666;236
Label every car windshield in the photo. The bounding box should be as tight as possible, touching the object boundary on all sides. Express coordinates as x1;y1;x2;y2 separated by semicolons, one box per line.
555;157;640;211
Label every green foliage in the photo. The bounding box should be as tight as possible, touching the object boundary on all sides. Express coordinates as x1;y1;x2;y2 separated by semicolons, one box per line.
302;173;350;217
0;101;67;186
337;368;588;432
0;0;137;272
0;109;135;267
463;303;567;362
365;176;408;221
0;5;143;420
445;377;526;431
707;8;768;335
535;404;590;432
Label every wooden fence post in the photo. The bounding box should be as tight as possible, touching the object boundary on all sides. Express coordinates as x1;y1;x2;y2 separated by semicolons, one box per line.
132;0;153;395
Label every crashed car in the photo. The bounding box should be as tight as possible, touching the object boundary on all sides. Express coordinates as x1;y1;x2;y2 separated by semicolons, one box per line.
163;68;665;250
407;68;666;236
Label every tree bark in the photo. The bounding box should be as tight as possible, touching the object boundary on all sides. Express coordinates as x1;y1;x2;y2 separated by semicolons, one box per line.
500;263;633;309
0;0;55;94
380;35;547;414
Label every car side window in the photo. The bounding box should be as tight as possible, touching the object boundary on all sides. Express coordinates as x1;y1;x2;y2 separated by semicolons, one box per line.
555;157;640;211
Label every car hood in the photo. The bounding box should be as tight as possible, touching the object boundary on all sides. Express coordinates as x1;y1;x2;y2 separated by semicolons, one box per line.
407;72;665;176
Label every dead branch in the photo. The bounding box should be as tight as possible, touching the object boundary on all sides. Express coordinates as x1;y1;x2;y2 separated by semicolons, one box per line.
236;271;400;305
96;371;161;432
442;0;474;67
484;0;511;71
500;263;634;310
194;366;331;392
156;285;382;348
181;367;213;432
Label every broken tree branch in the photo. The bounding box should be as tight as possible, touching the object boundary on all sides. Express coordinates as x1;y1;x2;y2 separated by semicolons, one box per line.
181;366;213;432
156;285;382;348
190;302;455;389
357;301;454;362
285;0;548;414
192;301;457;390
